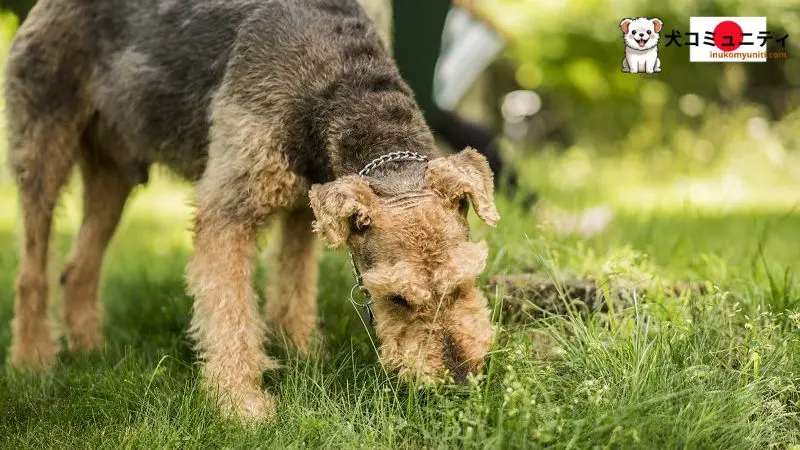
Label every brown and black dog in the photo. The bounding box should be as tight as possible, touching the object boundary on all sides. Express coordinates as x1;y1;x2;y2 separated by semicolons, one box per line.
5;0;498;420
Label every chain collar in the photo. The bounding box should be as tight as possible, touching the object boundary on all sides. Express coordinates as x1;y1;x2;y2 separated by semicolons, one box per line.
358;150;429;177
348;151;428;326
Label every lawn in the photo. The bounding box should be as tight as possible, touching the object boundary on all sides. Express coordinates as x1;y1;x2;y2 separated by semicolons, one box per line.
1;131;799;448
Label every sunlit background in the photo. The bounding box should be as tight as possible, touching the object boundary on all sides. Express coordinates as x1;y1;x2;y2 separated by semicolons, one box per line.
0;1;799;446
461;0;800;211
1;1;799;212
0;1;797;307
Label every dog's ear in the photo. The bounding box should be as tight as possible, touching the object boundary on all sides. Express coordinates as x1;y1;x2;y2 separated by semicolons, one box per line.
308;175;374;247
426;147;500;227
651;18;663;32
620;18;632;34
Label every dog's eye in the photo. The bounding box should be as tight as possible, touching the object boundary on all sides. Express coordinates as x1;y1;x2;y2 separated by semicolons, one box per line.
387;295;411;309
457;196;469;218
647;30;652;34
349;215;369;234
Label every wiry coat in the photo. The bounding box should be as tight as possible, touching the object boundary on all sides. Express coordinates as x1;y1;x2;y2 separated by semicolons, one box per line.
6;0;498;422
8;0;431;192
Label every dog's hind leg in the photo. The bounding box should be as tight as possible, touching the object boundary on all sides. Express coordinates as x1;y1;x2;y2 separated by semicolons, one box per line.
7;119;81;368
264;207;319;354
5;0;93;368
60;141;133;353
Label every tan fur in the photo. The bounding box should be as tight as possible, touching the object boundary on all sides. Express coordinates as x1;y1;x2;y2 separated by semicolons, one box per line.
61;153;132;351
426;147;500;227
6;13;91;365
620;18;632;34
8;120;80;367
197;93;309;225
5;0;93;364
7;0;499;423
652;18;663;33
309;175;375;248
184;91;309;421
264;208;320;353
185;215;277;421
309;148;499;384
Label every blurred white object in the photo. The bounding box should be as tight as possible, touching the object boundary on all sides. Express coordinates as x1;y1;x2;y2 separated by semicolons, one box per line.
501;90;542;141
501;90;542;123
539;204;615;237
433;7;506;112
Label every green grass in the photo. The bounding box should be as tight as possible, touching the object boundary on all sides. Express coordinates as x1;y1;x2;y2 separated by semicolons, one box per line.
1;143;799;449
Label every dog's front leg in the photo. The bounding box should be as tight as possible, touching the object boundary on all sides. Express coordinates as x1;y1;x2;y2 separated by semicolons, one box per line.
186;207;276;421
186;86;310;421
186;222;273;420
264;207;319;353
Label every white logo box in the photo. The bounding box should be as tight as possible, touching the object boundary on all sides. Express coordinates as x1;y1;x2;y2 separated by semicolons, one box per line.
689;17;768;62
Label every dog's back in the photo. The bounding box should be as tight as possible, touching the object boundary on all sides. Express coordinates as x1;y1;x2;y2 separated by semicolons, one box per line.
7;0;403;181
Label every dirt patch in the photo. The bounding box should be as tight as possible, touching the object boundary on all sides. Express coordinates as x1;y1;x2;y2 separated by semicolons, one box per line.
487;272;709;324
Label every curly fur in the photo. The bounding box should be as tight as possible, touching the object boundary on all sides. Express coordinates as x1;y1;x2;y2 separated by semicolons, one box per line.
6;0;498;421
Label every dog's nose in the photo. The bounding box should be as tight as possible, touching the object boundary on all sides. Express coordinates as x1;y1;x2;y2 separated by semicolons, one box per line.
443;334;471;384
444;357;470;384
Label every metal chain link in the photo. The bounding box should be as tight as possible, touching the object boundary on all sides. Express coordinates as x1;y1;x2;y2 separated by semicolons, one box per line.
358;151;428;176
349;151;428;325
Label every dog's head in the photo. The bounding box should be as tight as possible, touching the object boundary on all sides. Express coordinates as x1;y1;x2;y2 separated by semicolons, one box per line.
309;148;498;383
620;17;662;50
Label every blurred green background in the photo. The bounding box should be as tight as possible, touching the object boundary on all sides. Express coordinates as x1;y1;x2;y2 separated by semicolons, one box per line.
463;0;800;218
0;0;799;270
1;0;799;187
1;2;799;447
477;0;799;144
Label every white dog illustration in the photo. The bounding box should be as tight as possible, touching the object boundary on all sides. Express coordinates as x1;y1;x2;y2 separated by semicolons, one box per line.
620;17;662;73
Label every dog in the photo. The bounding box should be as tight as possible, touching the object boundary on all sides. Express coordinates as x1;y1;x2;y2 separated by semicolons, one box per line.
620;17;662;73
5;0;498;421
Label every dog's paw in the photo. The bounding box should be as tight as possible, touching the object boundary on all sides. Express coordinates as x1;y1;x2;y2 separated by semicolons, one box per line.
237;389;278;422
218;385;278;423
66;320;104;354
10;328;59;369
